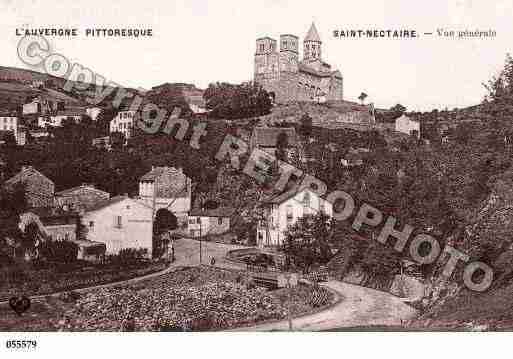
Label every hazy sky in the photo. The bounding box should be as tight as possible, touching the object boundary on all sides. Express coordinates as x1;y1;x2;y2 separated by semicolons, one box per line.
0;0;512;111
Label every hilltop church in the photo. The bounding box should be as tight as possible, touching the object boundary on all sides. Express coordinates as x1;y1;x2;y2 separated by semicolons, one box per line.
254;23;343;104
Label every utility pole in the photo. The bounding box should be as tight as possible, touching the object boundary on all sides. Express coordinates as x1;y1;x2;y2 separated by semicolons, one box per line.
286;274;293;331
199;215;202;264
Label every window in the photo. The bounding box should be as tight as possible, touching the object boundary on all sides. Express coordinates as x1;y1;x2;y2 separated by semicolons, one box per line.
89;221;94;228
115;215;122;228
197;217;201;224
218;217;223;225
303;192;311;207
260;44;264;52
283;40;287;49
286;205;293;222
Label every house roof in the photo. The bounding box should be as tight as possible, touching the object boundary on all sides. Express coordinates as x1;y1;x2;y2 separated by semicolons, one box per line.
54;109;85;117
189;206;236;217
263;183;330;205
83;195;129;213
305;22;321;42
27;207;79;226
252;127;298;147
55;184;109;197
139;166;185;182
4;166;53;187
0;111;17;117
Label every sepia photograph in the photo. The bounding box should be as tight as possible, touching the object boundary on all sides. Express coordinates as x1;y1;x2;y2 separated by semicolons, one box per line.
0;0;512;357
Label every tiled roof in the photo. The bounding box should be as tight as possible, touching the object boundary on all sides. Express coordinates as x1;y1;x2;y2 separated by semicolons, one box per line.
55;184;109;197
263;180;337;205
84;195;128;213
140;166;185;182
26;207;78;226
4;166;53;186
264;184;314;205
189;206;236;217
252;127;298;147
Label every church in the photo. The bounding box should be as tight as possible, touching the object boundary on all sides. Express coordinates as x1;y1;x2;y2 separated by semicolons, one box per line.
254;23;344;104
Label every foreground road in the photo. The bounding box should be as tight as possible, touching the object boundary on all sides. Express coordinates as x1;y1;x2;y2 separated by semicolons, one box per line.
235;280;417;331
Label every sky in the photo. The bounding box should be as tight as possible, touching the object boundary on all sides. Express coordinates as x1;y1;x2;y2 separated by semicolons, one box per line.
0;0;512;111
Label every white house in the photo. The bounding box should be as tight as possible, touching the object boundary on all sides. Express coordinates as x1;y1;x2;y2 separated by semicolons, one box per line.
82;195;153;256
110;110;136;139
188;207;235;238
86;107;103;121
37;110;84;128
138;166;192;220
256;185;333;247
395;114;420;138
0;114;23;145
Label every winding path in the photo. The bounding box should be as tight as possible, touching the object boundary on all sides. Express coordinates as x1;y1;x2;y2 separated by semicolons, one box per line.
235;281;417;331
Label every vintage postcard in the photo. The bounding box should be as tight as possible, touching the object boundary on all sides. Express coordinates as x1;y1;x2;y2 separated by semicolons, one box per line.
0;0;512;357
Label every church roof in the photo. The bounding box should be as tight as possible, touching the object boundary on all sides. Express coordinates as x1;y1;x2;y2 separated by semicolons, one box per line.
298;63;331;78
305;22;321;42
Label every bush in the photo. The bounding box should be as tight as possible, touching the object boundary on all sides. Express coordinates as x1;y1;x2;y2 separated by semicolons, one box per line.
108;248;148;266
39;240;79;263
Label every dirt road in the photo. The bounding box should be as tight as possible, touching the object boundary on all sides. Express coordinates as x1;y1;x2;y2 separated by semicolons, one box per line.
236;280;417;331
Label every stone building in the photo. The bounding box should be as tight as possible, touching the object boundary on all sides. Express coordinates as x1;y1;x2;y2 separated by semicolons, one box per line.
4;166;55;208
138;166;192;219
254;23;343;103
55;184;110;212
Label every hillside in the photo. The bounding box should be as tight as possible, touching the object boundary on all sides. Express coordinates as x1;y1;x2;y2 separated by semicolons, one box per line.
261;101;376;130
0;66;140;111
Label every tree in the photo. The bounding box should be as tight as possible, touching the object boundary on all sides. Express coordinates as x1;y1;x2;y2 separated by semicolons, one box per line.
390;104;407;119
203;82;272;120
484;53;513;101
358;92;368;105
299;113;313;137
153;208;178;258
96;107;119;135
0;132;16;148
275;131;289;161
282;212;335;273
0;184;27;264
